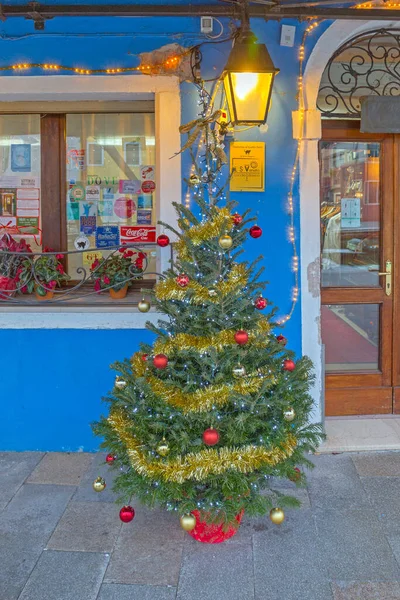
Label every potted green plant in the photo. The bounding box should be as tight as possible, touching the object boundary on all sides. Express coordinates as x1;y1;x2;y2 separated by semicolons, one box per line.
18;248;70;300
91;249;146;299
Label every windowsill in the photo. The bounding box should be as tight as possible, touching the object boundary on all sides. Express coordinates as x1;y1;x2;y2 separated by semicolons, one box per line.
0;286;162;328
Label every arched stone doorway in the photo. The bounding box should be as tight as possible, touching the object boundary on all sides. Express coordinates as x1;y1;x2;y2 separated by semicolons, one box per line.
300;20;400;420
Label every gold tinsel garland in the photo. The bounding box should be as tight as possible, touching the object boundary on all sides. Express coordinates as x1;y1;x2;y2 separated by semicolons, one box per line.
131;352;275;413
108;409;297;483
146;373;268;413
175;207;233;261
153;319;271;355
154;263;248;304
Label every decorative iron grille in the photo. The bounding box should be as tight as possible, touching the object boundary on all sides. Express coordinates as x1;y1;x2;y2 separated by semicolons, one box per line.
317;28;400;118
0;242;166;305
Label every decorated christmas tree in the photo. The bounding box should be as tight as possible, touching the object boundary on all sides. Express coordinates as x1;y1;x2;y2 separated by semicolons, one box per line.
93;89;324;543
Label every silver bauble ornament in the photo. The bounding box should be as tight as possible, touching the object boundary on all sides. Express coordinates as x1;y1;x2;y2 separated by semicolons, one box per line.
115;377;127;389
233;364;246;378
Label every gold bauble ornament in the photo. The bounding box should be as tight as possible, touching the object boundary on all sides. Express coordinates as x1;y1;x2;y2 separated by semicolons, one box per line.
180;514;196;531
92;476;106;492
157;438;170;457
115;377;127;389
138;299;151;313
233;364;246;378
218;234;233;250
283;408;295;422
189;173;201;186
269;507;285;525
208;288;217;297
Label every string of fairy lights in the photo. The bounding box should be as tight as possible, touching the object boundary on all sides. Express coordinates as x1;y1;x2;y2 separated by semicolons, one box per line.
277;20;320;325
4;55;183;75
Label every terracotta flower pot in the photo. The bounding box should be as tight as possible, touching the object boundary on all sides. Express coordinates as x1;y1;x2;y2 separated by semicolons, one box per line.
109;284;129;299
35;286;54;301
187;510;244;544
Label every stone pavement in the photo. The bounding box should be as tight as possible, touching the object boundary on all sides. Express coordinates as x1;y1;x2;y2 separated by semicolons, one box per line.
1;451;400;600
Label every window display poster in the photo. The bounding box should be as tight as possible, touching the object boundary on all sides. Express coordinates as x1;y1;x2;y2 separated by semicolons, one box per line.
83;250;103;266
79;201;97;218
67;201;80;221
120;226;156;244
98;200;114;219
138;194;153;209
0;189;16;217
113;196;137;223
341;198;361;228
11;144;31;172
70;183;85;201
80;216;96;235
86;185;100;201
0;187;40;235
140;165;155;182
119;179;141;195
137;209;152;225
96;225;120;248
67;148;85;170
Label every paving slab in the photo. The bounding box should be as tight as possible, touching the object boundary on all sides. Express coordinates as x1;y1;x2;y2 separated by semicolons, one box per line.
47;501;122;553
307;453;370;510
98;583;177;600
387;536;400;566
73;451;120;503
0;452;44;510
315;508;400;581
253;510;329;600
18;550;109;600
27;452;94;486
361;477;400;534
352;451;400;477
331;581;400;600
105;504;184;586
0;483;75;600
177;541;254;600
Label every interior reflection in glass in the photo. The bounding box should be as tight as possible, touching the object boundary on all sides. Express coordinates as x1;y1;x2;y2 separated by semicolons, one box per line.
320;142;380;288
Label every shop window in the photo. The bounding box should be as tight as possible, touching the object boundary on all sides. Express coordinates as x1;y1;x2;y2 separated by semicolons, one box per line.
0;114;42;252
0;106;158;300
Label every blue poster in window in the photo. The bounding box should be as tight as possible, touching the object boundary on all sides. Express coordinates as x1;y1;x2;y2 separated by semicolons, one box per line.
137;209;152;225
96;226;119;248
11;144;31;172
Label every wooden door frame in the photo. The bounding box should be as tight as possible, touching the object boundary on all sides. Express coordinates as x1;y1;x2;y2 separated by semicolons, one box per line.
321;120;395;416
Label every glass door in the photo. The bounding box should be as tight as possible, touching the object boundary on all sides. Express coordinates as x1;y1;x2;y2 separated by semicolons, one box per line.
320;121;394;416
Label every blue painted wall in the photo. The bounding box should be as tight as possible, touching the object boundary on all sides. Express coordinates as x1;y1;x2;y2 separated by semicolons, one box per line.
0;10;328;450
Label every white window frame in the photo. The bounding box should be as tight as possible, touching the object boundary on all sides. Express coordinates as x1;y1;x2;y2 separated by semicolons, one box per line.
0;74;181;329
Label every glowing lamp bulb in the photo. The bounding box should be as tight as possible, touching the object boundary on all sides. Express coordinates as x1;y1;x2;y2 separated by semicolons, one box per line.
233;73;259;101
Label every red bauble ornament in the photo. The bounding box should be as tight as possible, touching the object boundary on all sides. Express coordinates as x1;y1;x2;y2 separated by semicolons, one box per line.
153;354;168;369
187;509;244;544
202;428;220;446
249;225;263;239
106;453;116;464
283;359;296;372
119;505;135;523
141;353;148;361
234;330;249;345
176;273;190;288
276;334;288;347
157;234;170;248
289;467;301;482
254;296;267;310
232;212;243;226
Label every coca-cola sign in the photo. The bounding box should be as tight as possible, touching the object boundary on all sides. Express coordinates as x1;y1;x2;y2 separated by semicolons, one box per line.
120;226;156;243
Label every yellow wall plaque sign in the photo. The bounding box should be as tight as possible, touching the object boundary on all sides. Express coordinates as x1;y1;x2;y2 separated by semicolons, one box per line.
229;142;265;192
